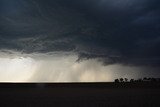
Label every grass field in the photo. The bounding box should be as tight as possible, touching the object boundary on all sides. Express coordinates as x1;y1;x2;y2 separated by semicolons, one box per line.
0;83;160;107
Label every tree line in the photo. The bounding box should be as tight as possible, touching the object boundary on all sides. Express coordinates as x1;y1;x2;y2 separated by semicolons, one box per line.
114;77;160;83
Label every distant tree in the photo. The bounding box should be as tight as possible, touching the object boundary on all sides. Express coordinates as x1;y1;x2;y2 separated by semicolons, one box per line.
143;77;147;81
147;78;152;81
114;79;120;83
124;78;128;82
151;78;157;82
137;79;143;82
130;79;134;82
119;78;124;82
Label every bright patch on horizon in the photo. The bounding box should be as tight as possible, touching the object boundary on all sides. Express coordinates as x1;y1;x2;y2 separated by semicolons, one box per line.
0;52;158;82
0;57;37;82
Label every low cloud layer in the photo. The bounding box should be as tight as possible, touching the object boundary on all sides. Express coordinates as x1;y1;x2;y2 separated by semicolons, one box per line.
0;51;159;82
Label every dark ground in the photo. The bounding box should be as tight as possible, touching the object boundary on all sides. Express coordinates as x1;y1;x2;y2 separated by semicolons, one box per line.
0;83;160;107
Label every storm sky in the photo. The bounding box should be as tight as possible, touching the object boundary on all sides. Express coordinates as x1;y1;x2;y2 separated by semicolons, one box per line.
0;0;160;82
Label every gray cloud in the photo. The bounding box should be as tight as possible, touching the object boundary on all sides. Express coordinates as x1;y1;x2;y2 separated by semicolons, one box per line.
0;0;160;67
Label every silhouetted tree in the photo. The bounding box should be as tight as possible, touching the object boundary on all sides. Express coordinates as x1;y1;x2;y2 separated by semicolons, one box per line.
130;79;134;82
115;77;160;83
147;78;152;81
151;78;157;82
120;78;124;82
114;79;120;83
143;77;147;81
124;78;128;82
137;79;143;82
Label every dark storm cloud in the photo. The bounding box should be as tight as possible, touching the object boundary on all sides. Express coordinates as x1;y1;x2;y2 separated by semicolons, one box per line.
0;0;160;66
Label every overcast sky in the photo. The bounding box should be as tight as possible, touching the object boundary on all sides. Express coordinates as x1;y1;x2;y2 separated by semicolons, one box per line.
0;0;160;82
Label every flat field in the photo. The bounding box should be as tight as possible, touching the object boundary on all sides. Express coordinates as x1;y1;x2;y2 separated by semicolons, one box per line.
0;83;160;107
